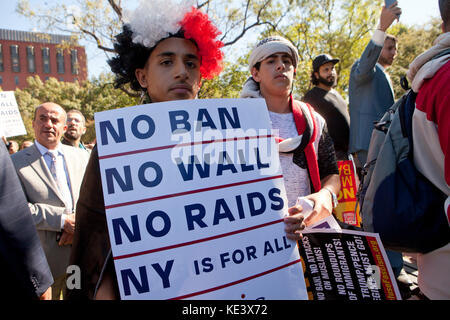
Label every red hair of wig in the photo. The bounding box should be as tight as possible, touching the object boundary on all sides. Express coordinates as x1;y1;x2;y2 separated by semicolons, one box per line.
180;7;224;79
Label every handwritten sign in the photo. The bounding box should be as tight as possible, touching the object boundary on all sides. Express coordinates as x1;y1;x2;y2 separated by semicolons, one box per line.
0;91;26;138
95;99;307;300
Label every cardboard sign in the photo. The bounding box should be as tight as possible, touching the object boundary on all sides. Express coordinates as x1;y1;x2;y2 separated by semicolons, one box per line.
333;160;362;227
298;229;401;300
95;99;307;300
0;91;26;138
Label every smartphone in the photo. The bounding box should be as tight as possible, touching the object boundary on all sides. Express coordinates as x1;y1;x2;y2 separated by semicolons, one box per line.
385;0;401;18
384;0;396;7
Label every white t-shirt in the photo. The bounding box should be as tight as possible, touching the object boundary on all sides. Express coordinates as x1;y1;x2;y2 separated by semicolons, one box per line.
269;111;311;207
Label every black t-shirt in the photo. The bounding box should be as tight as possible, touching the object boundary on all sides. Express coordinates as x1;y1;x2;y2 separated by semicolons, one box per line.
302;86;350;157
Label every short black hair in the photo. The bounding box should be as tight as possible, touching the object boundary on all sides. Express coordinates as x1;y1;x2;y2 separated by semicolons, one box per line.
439;0;450;28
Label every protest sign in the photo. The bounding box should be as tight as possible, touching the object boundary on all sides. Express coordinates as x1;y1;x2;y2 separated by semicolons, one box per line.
298;229;401;300
333;159;361;227
95;98;307;300
0;91;26;138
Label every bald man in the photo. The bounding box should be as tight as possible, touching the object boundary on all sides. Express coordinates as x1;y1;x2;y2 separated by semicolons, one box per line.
11;102;89;299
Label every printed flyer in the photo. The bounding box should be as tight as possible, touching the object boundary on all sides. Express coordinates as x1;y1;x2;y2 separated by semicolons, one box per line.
298;229;401;300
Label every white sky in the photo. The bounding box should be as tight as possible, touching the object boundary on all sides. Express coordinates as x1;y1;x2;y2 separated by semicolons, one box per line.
0;0;441;78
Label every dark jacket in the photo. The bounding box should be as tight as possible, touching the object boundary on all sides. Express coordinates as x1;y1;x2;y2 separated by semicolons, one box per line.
66;146;118;299
0;142;53;299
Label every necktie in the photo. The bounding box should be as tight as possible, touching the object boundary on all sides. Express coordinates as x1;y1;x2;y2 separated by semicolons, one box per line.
47;150;73;213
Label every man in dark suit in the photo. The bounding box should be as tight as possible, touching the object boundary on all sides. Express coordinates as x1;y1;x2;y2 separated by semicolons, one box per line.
0;141;53;299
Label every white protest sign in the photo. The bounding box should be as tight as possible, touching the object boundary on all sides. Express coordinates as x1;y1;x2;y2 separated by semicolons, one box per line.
0;91;26;138
95;98;307;300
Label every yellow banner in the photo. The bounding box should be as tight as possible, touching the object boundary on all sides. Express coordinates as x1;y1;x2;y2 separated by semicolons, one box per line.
333;160;361;227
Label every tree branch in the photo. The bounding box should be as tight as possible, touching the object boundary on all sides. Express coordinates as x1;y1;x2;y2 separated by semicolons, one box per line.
107;0;123;20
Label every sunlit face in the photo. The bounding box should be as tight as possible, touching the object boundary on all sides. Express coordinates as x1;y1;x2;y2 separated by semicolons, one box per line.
65;111;86;141
379;38;397;67
32;103;67;150
135;37;202;102
251;52;295;97
315;62;337;88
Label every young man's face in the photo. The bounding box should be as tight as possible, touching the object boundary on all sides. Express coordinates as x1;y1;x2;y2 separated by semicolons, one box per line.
379;38;397;67
65;111;86;141
315;62;337;88
251;53;295;97
135;37;202;102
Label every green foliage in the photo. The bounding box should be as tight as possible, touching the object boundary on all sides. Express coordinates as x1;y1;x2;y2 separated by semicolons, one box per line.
198;59;249;99
252;0;384;100
13;75;138;145
387;18;442;98
13;0;443;123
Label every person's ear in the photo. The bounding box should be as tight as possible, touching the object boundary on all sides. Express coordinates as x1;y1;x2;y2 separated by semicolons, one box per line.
251;67;261;83
313;71;319;80
135;68;148;88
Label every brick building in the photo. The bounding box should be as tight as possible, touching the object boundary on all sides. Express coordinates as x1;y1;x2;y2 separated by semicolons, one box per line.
0;29;87;91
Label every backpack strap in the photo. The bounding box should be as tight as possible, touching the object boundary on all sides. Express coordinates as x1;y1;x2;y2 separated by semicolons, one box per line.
292;98;321;192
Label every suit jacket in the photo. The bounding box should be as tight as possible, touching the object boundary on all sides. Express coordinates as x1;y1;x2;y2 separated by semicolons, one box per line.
0;142;53;299
11;143;89;278
348;39;395;154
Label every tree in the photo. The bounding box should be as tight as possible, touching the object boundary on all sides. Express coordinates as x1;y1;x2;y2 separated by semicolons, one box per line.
16;0;441;102
17;0;286;58
387;18;442;98
13;75;138;144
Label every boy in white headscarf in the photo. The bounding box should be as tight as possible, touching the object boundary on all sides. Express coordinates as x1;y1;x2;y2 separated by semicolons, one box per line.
241;36;341;229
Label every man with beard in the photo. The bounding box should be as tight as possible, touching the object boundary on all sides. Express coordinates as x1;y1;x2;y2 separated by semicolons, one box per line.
303;54;350;160
61;109;90;153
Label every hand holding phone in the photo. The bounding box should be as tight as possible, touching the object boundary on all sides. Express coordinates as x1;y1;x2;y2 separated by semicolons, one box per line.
385;0;396;8
385;0;401;18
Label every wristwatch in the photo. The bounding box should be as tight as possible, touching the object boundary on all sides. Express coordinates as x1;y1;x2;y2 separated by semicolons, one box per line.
323;186;338;209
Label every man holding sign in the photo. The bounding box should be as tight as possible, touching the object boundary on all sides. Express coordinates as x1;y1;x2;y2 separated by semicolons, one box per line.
68;0;307;300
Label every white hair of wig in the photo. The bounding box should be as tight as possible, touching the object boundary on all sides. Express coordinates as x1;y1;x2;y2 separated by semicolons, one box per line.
123;0;196;49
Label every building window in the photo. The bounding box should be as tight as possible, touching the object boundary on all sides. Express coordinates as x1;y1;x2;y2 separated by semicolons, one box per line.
10;45;20;72
57;49;65;74
0;76;3;84
27;46;36;73
70;49;78;75
0;44;3;72
42;47;50;74
14;76;19;85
